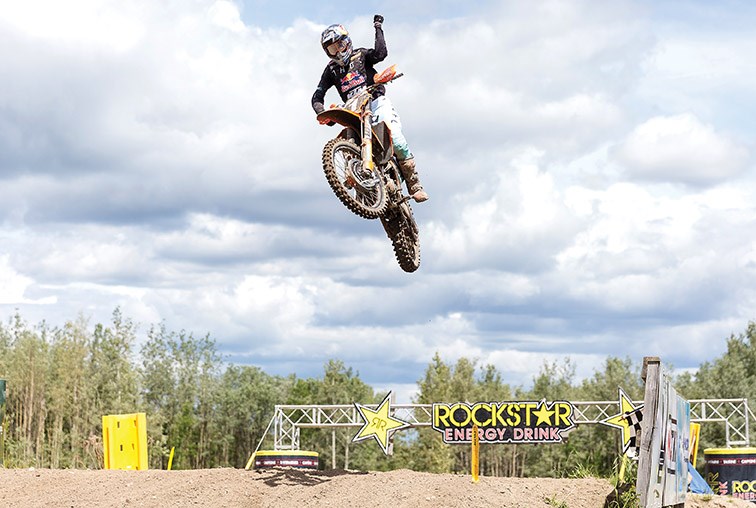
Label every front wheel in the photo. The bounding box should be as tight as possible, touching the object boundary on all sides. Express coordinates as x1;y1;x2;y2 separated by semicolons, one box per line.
381;202;421;273
322;138;387;219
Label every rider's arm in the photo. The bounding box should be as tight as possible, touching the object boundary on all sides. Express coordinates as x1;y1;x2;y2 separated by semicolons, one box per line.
312;66;334;113
366;17;387;65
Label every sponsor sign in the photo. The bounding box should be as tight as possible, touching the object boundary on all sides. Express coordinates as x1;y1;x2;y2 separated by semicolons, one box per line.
352;392;410;455
705;448;756;503
431;399;576;444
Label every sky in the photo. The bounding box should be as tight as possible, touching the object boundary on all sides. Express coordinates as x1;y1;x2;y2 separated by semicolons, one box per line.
1;0;755;402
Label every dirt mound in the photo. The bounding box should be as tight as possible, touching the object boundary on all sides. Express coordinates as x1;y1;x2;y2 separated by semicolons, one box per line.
0;467;752;508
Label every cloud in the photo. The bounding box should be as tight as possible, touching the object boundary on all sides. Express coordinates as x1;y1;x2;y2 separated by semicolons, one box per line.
423;148;582;273
209;0;248;34
1;0;756;394
385;1;649;159
0;1;328;227
613;113;749;185
0;255;56;305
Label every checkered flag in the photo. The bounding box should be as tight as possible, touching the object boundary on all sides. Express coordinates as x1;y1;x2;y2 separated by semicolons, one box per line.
625;406;643;458
600;388;644;458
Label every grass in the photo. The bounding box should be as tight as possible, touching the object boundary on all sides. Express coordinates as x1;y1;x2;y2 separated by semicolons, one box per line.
605;456;640;508
544;494;569;508
604;485;639;508
568;462;598;479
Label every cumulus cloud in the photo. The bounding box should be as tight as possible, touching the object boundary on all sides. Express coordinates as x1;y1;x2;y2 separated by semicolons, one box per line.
1;0;756;389
552;181;756;330
0;256;56;305
613;113;749;185
424;148;582;273
386;1;649;160
0;0;328;224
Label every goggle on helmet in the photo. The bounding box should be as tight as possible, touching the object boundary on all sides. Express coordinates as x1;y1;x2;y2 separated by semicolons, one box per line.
321;24;353;66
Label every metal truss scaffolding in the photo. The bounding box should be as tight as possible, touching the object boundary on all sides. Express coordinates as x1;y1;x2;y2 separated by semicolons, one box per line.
265;399;751;452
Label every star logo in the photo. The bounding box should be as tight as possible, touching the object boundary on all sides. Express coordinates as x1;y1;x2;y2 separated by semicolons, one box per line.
532;399;555;426
600;388;644;456
353;392;410;454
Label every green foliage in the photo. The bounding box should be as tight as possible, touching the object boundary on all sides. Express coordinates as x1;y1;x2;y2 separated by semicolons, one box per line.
140;323;222;469
545;494;569;508
213;365;292;467
568;461;597;479
604;485;639;508
604;452;639;508
286;359;378;470
675;321;756;455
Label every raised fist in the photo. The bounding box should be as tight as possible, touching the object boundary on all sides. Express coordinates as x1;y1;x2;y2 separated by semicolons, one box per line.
373;14;384;27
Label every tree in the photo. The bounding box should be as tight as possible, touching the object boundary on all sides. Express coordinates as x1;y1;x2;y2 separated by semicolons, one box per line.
139;324;222;469
47;316;92;468
676;322;756;457
213;366;292;467
288;360;376;470
567;356;643;477
3;314;49;466
89;308;139;416
410;353;454;473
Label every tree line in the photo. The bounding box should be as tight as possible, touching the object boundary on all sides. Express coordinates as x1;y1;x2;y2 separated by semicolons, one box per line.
0;309;754;475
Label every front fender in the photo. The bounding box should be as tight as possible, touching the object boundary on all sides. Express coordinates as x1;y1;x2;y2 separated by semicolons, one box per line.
317;109;361;133
317;109;394;164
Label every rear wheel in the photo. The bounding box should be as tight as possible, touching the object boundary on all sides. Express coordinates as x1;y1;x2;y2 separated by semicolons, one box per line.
322;138;387;219
381;202;420;272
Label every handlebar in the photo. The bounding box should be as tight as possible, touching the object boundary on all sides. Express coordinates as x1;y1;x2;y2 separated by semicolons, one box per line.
318;70;403;124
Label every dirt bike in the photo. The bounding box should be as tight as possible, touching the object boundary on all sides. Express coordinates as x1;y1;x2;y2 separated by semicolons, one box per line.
316;65;421;273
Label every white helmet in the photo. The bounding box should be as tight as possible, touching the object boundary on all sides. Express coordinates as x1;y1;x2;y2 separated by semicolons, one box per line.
321;24;353;66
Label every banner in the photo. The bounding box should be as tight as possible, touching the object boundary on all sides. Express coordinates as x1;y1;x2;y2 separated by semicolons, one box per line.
432;400;576;444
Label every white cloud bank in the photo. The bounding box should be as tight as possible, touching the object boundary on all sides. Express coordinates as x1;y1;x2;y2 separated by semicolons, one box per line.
614;113;749;185
1;0;756;390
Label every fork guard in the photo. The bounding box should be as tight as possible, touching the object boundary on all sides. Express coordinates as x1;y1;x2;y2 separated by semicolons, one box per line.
317;109;394;166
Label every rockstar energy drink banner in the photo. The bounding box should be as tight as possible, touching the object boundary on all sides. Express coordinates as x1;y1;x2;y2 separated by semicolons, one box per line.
432;400;576;444
705;447;756;501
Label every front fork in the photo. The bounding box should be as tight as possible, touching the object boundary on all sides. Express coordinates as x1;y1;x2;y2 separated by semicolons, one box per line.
360;105;374;173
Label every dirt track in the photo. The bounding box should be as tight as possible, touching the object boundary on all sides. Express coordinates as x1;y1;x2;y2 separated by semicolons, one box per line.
0;467;752;508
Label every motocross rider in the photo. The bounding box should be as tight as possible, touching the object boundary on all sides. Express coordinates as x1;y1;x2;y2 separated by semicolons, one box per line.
312;15;429;203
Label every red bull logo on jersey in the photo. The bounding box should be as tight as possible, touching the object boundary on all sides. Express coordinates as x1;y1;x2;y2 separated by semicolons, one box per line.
340;71;366;93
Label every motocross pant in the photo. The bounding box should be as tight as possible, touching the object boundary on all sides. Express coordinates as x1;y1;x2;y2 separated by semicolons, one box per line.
370;96;412;161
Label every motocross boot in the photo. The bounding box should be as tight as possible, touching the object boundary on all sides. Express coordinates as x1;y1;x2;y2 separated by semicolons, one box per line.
398;157;429;202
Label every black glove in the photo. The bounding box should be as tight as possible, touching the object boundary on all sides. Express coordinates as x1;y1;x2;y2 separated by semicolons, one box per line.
313;102;325;114
374;14;384;28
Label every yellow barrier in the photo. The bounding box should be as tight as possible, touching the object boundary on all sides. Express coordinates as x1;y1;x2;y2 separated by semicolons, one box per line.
102;412;148;470
689;422;701;466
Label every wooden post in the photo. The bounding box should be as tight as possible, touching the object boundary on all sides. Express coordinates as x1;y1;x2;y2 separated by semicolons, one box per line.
387;392;396;456
637;357;660;507
0;379;5;467
344;435;350;470
331;429;336;469
471;423;480;483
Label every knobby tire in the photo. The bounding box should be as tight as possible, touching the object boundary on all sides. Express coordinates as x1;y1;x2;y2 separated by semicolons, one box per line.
322;138;387;219
381;202;421;273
